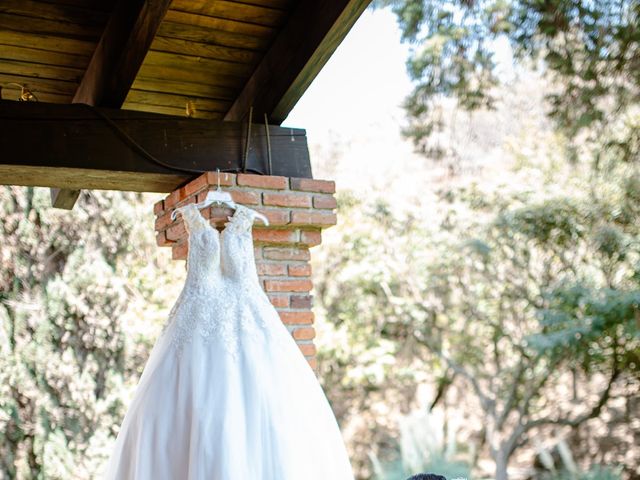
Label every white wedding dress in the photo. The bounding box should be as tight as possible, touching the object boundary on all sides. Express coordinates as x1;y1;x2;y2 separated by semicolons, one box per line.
103;203;354;479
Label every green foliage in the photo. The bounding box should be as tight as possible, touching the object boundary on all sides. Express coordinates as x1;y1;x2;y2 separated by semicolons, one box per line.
0;187;176;479
377;0;640;157
315;159;640;479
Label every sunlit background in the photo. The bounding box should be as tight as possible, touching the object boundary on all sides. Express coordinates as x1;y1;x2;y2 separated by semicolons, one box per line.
1;2;639;480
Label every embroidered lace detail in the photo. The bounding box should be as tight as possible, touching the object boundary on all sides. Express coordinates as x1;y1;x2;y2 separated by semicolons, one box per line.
162;203;284;358
175;203;210;233
223;204;255;235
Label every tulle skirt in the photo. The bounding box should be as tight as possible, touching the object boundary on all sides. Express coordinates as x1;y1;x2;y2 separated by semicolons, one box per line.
102;304;354;480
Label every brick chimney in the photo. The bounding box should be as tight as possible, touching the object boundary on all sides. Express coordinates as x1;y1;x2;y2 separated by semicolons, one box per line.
153;172;337;370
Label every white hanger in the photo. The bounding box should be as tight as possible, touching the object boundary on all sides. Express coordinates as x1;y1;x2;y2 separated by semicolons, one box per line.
171;169;269;226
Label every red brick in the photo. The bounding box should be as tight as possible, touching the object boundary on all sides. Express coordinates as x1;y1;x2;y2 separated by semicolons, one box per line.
254;208;290;226
263;192;312;208
290;177;336;194
268;295;290;308
254;247;263;259
230;190;260;205
298;343;317;356
166;222;186;241
156;231;172;246
290;295;312;309
196;190;209;203
300;230;322;247
172;242;188;260
288;263;311;277
290;211;337;227
307;357;318;370
292;327;316;340
279;311;314;325
154;212;173;232
237;173;287;189
312;195;337;209
252;229;298;244
174;196;198;210
205;171;234;187
183;173;210;198
263;247;310;261
264;279;313;292
257;262;288;276
163;188;183;209
153;199;165;216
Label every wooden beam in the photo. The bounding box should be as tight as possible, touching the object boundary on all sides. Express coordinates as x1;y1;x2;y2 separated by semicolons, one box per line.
224;0;371;124
73;0;172;107
50;188;81;209
0;100;312;192
52;0;172;208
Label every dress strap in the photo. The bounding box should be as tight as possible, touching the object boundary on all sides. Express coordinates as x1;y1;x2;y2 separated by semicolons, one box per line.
224;204;257;234
173;203;210;233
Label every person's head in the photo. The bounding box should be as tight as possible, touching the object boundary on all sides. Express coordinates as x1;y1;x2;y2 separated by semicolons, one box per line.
406;474;447;480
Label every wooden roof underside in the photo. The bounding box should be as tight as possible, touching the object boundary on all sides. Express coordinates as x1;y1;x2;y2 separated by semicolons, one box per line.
0;0;370;123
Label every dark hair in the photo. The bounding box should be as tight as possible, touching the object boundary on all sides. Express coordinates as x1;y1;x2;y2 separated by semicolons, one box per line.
406;475;447;480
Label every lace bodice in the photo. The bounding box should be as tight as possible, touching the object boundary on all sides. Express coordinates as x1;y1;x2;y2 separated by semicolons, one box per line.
163;203;278;357
180;203;221;294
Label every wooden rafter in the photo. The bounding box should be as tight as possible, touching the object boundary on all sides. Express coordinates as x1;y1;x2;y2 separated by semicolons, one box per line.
224;0;371;124
73;0;173;107
51;0;173;209
0;101;311;192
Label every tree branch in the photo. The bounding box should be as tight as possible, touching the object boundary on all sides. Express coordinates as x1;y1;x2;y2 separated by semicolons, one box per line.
496;356;526;430
416;333;496;415
523;359;620;432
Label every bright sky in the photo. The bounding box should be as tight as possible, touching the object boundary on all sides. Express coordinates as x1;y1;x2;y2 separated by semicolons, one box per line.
284;7;412;141
282;7;434;198
282;7;523;204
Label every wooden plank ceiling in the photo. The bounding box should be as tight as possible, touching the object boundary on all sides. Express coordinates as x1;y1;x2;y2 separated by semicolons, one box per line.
0;0;370;209
0;0;370;123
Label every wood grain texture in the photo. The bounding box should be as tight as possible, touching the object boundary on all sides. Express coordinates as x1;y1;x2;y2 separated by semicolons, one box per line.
27;0;116;13
0;12;103;40
0;0;109;25
0;73;78;96
125;89;231;110
121;101;225;119
164;9;276;37
224;0;372;124
0;59;85;82
1;165;189;192
0;100;312;191
64;0;171;206
150;36;262;64
143;50;255;77
0;44;90;69
227;0;294;9
136;62;246;88
132;77;238;100
0;88;70;103
73;0;172;107
157;20;271;50
170;0;287;27
0;0;367;159
50;187;81;208
0;29;97;56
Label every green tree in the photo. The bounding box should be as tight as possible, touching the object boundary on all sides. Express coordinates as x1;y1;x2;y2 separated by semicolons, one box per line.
0;187;176;479
315;160;640;479
376;0;640;160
